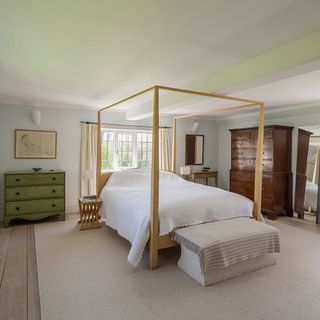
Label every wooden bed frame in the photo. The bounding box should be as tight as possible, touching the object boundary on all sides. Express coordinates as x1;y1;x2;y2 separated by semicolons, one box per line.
96;85;265;269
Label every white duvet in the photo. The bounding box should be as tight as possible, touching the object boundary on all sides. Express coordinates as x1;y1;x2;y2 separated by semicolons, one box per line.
100;169;253;266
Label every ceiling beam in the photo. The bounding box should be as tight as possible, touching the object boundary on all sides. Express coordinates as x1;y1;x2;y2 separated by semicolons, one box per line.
205;30;320;91
125;31;320;120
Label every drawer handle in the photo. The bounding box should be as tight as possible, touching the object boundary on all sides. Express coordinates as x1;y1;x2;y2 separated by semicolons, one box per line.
16;178;20;182
52;190;56;193
52;204;56;207
16;192;20;196
16;207;20;211
52;177;56;181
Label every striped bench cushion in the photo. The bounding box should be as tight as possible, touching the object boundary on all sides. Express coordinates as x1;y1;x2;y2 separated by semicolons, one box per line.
172;218;280;273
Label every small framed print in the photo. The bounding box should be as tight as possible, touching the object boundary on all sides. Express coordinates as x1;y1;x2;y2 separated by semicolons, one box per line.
15;129;57;159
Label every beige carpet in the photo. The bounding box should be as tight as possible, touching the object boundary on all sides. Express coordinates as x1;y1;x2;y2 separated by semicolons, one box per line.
35;218;320;320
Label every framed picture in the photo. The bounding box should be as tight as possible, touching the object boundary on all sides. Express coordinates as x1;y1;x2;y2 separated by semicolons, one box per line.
15;129;57;159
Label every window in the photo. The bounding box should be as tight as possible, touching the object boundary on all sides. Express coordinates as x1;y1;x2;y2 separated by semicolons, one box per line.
101;129;152;170
137;132;153;168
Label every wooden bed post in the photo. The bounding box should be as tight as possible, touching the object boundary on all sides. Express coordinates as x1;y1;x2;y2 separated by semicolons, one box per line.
96;111;102;195
253;103;265;221
172;117;177;173
150;86;160;269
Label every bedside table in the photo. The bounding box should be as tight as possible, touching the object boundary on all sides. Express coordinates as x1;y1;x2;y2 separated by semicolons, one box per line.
78;197;103;230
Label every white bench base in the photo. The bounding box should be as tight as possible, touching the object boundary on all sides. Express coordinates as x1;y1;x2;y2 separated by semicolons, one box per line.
178;246;276;286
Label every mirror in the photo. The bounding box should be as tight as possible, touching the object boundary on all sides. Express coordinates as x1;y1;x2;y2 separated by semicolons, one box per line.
295;127;320;223
306;136;320;223
185;134;204;165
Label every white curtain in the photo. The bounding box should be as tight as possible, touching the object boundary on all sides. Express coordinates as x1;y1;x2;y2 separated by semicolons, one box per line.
159;128;170;171
80;123;97;196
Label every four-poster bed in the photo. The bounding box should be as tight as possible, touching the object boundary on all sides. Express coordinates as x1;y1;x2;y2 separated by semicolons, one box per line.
96;85;265;270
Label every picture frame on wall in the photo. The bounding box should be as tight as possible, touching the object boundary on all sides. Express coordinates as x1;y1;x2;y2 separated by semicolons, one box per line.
15;129;57;159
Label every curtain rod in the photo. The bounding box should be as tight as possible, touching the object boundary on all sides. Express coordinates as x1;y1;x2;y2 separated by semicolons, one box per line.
80;121;171;129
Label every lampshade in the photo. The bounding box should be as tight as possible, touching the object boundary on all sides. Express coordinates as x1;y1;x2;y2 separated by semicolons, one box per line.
180;166;191;175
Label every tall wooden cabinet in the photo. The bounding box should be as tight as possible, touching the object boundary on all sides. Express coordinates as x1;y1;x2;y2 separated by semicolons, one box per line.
230;125;293;220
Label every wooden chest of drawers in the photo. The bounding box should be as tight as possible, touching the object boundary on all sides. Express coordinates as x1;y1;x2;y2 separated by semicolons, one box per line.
229;125;293;220
4;170;65;227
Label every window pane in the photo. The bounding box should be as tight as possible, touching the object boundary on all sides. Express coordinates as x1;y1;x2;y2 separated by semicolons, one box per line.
101;130;114;170
101;129;153;170
117;132;134;168
137;132;152;168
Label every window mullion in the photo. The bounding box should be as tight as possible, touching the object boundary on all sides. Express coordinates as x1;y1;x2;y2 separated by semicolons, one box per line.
114;131;118;170
133;132;137;168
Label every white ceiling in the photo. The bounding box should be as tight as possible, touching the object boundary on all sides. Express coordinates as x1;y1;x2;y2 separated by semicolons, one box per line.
231;69;320;108
1;0;320;111
301;126;320;136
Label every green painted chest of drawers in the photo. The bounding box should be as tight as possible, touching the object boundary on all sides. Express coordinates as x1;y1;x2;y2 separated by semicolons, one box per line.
4;170;65;227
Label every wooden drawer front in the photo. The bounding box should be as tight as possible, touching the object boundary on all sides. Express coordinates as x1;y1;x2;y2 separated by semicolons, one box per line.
263;147;273;160
6;185;64;201
230;180;272;196
6;198;64;216
6;173;64;187
231;130;254;141
231;140;255;148
263;174;273;185
232;148;256;159
232;148;273;160
230;170;255;182
230;180;253;194
230;171;273;185
262;184;273;196
230;189;254;202
264;128;273;140
231;139;273;149
263;140;273;148
262;160;273;172
251;128;273;141
262;197;273;211
231;160;273;172
241;193;254;201
232;159;255;171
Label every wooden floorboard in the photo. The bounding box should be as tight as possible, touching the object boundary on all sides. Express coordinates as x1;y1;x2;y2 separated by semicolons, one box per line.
0;224;41;320
0;227;12;285
28;225;41;320
0;225;28;320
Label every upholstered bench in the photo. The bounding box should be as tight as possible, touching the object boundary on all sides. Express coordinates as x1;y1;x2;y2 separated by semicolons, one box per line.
172;218;280;286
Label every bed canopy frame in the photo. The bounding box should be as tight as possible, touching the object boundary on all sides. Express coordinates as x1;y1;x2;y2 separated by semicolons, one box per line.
97;85;265;269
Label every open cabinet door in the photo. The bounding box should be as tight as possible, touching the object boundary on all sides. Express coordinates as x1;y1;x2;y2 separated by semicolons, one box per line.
294;129;313;219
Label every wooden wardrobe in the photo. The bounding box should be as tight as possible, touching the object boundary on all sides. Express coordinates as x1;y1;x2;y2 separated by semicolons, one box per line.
230;125;293;220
